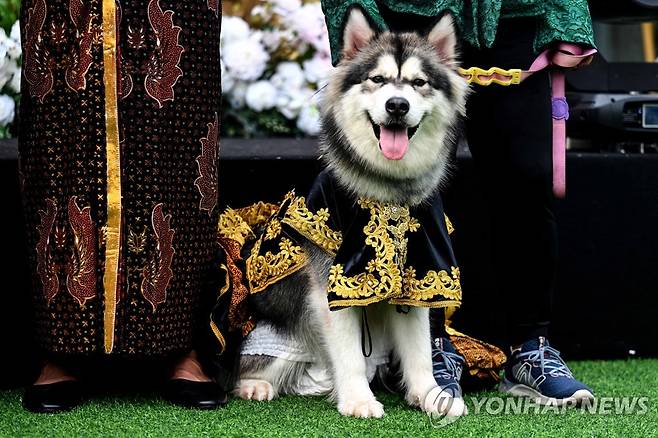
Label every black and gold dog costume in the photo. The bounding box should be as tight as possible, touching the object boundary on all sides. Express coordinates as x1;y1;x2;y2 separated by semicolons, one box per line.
245;170;462;310
210;170;506;384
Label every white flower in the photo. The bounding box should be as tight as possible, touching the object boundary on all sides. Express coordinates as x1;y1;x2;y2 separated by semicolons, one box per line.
245;80;278;111
220;60;235;93
213;8;334;137
288;4;327;49
0;94;16;126
276;87;313;120
7;64;21;93
261;29;282;51
303;54;332;85
0;48;7;75
220;16;250;47
222;35;269;81
313;34;332;58
272;0;302;15
270;62;305;90
0;61;12;90
251;5;273;22
228;81;248;109
5;40;20;60
0;35;8;72
297;104;321;136
10;21;20;45
2;26;21;60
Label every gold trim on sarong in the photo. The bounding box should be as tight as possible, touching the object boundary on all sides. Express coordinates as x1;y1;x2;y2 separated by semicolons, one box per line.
101;0;122;354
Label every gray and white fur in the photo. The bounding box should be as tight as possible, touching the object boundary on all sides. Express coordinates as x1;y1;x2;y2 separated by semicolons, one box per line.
235;9;469;418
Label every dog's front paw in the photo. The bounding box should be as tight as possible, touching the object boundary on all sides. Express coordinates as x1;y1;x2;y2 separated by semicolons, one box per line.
422;386;468;417
338;398;385;418
235;379;275;401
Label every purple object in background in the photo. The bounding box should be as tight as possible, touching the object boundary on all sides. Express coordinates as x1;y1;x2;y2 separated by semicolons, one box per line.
552;97;570;120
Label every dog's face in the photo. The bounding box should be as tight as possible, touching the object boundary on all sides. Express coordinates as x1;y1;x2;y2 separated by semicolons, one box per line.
360;52;439;161
322;10;468;196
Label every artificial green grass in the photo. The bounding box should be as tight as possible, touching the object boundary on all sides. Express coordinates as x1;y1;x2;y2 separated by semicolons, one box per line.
2;359;658;437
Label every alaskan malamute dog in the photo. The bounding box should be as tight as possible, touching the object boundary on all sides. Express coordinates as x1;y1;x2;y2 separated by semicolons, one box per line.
235;9;469;418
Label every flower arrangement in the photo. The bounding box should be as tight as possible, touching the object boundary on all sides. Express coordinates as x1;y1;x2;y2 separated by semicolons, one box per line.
221;0;332;137
0;0;21;139
0;0;333;139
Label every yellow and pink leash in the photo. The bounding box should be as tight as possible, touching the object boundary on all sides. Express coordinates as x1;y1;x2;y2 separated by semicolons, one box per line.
458;43;597;198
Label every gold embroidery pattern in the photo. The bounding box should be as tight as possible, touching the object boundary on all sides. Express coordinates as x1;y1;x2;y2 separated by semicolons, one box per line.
221;194;461;309
264;218;282;241
54;225;67;249
127;226;147;254
235;202;279;227
445;214;454;235
218;208;253;247
328;199;418;301
210;320;226;354
219;264;230;297
327;199;460;308
247;237;306;294
401;266;462;302
281;195;343;255
218;202;279;247
341;297;460;309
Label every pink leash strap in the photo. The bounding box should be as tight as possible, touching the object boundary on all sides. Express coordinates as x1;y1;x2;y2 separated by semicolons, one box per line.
461;43;597;198
523;43;597;198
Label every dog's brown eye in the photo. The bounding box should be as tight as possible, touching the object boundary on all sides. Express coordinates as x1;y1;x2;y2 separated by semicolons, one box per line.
413;79;427;87
370;75;385;84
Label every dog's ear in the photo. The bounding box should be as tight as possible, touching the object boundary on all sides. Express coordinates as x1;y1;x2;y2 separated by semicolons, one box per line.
342;8;375;60
427;14;458;64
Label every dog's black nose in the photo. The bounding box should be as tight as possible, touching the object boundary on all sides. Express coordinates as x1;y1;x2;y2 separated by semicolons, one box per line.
385;97;410;116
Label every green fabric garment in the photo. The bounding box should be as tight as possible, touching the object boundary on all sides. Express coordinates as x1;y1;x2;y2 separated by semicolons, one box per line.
321;0;596;65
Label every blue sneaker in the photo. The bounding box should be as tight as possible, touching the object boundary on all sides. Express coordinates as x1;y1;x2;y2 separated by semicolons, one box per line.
432;337;464;398
500;336;594;406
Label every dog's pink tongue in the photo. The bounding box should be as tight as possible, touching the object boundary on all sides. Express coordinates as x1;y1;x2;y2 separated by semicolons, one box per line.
379;126;409;160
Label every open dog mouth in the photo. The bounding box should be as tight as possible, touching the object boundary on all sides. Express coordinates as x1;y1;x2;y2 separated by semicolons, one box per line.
370;119;419;161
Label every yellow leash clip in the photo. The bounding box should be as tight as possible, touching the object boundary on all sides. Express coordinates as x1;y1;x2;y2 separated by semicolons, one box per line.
458;67;523;86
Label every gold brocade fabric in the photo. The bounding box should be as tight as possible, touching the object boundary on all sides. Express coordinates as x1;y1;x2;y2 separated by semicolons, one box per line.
231;190;462;310
281;195;343;255
216;202;279;336
325;199;461;309
448;327;508;382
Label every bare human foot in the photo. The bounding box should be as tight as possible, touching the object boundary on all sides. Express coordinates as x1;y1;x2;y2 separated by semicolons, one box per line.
170;351;212;382
34;362;76;386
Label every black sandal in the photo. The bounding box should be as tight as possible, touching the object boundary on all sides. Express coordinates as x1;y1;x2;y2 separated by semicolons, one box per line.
163;379;228;410
22;380;83;413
